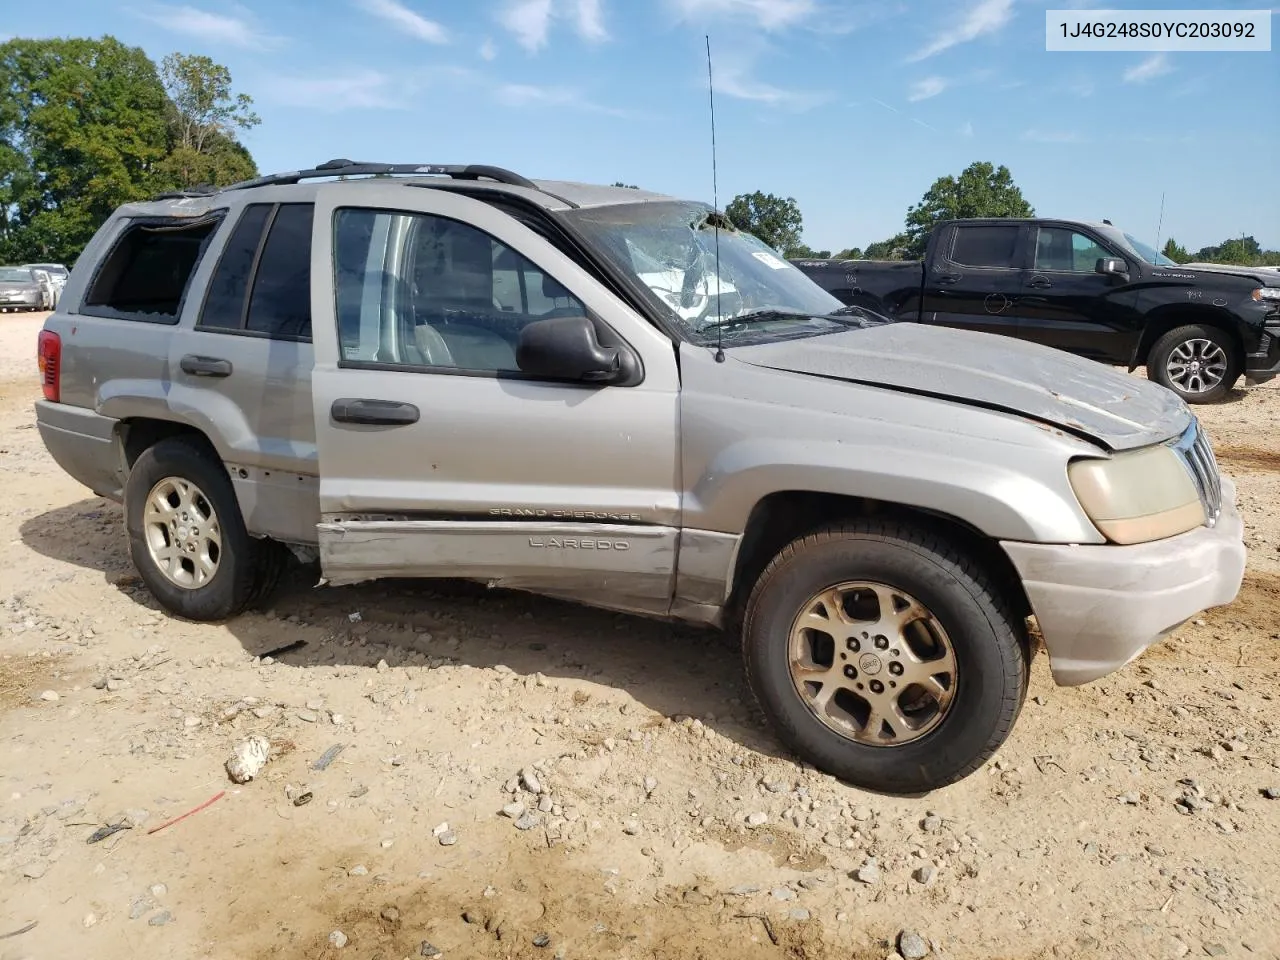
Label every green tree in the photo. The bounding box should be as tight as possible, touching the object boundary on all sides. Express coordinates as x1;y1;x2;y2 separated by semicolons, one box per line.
0;36;172;262
863;234;912;260
903;161;1034;258
725;190;803;254
157;53;259;189
834;247;863;260
1161;238;1189;263
789;244;831;259
612;181;639;189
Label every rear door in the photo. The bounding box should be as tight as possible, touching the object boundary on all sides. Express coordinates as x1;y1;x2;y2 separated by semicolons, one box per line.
168;196;319;544
1011;224;1138;362
308;183;681;616
920;222;1029;337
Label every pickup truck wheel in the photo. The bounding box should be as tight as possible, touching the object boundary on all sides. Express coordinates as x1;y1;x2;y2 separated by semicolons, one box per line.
125;438;260;621
741;521;1027;793
1148;324;1241;403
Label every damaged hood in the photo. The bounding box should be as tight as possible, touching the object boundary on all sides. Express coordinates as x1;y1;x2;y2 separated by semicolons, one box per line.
730;324;1191;452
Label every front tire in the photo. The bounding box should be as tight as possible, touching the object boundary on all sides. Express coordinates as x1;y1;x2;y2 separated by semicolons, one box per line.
1147;324;1241;403
125;438;273;620
741;520;1028;794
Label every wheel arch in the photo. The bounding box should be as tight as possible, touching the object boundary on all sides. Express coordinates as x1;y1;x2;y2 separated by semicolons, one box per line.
1130;307;1245;371
724;490;1032;636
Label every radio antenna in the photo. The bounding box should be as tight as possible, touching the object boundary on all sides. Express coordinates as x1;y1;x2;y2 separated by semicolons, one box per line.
706;34;725;363
1153;190;1166;262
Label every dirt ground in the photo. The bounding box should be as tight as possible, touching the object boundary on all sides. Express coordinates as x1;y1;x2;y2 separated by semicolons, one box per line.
1;310;1277;960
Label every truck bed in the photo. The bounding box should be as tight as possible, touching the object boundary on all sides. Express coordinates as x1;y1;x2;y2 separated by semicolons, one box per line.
790;258;926;320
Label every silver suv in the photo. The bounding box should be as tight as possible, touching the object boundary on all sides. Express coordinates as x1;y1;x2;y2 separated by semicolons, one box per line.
34;160;1246;793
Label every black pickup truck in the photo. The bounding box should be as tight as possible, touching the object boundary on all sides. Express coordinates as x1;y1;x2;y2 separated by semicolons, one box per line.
793;218;1280;403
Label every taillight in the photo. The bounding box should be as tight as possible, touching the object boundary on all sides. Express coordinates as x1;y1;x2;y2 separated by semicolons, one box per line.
37;330;61;403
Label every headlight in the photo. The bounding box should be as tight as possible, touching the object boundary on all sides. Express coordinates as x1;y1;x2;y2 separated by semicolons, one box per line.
1252;287;1280;302
1068;443;1204;545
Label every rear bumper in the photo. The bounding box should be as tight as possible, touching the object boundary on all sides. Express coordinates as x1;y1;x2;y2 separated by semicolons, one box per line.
1001;476;1246;686
35;400;125;501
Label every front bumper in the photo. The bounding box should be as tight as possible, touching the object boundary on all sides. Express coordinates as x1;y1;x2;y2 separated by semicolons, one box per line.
1244;326;1280;385
1000;476;1246;686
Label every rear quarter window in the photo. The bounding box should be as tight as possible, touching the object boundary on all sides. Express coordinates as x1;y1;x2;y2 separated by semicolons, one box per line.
81;216;222;323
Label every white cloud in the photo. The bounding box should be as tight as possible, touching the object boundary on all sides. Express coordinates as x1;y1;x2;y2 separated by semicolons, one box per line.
667;0;817;30
572;0;608;41
1022;128;1086;143
497;0;609;51
356;0;448;42
270;70;398;110
960;120;974;137
1123;53;1172;84
479;37;498;59
716;66;827;109
907;76;948;102
907;0;1013;62
500;0;554;51
494;81;628;115
133;4;279;49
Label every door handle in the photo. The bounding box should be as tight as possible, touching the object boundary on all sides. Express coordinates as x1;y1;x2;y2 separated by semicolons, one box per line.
1027;276;1053;289
331;398;420;426
936;274;962;285
180;355;232;378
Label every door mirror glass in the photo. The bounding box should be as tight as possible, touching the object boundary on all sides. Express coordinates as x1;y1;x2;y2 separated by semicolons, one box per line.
1095;257;1129;279
516;315;622;383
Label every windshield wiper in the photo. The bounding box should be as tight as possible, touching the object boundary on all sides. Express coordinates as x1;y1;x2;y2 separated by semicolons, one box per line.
699;308;813;330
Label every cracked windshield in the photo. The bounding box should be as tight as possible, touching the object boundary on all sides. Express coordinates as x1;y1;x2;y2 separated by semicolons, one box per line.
569;201;849;343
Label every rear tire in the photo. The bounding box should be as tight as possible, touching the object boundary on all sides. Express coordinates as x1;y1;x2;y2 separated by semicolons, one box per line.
125;438;276;620
741;520;1028;794
1147;324;1241;403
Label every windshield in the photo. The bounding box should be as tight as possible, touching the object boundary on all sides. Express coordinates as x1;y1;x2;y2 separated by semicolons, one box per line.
0;268;33;282
1097;227;1178;266
564;201;847;344
27;264;67;278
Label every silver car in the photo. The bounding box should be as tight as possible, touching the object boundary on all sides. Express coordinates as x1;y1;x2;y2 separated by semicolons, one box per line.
0;266;45;311
32;161;1246;793
24;263;69;308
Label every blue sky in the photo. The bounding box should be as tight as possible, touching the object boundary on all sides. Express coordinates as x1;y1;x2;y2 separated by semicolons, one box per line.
5;0;1279;252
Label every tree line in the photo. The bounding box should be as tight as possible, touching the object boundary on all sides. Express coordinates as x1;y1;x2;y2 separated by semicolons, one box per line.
0;36;259;264
724;161;1280;268
3;38;1274;272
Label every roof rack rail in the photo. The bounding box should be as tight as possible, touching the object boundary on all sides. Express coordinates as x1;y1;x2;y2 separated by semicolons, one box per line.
217;159;538;192
151;185;218;200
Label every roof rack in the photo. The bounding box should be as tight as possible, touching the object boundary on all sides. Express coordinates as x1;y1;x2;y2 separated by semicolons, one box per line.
224;159;538;192
149;160;537;201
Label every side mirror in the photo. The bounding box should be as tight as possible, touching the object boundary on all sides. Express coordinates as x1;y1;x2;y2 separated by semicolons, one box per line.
516;315;622;383
1095;257;1129;281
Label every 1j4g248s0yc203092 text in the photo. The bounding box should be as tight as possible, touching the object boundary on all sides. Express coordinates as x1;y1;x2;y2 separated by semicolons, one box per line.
1046;9;1272;51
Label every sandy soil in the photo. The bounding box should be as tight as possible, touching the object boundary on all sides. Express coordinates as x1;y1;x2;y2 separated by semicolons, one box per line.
1;311;1278;960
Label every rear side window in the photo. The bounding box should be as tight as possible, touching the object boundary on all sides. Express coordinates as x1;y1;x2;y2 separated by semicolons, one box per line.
948;225;1020;268
82;217;221;322
200;204;272;329
198;202;313;340
247;204;313;339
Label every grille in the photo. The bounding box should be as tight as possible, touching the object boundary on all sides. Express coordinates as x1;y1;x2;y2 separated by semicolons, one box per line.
1170;420;1222;527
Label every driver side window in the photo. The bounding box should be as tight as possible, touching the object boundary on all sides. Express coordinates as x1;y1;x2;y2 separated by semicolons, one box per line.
1034;227;1110;273
334;208;586;373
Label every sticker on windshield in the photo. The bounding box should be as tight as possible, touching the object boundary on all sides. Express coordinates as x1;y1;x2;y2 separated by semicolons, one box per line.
751;250;791;270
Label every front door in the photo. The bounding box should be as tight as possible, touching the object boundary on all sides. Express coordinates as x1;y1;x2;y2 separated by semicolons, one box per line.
920;221;1029;339
1012;224;1137;363
308;183;682;616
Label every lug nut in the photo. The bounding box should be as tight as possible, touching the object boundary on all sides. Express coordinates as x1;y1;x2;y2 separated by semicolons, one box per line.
844;665;856;679
889;662;904;676
874;635;889;650
870;680;884;694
